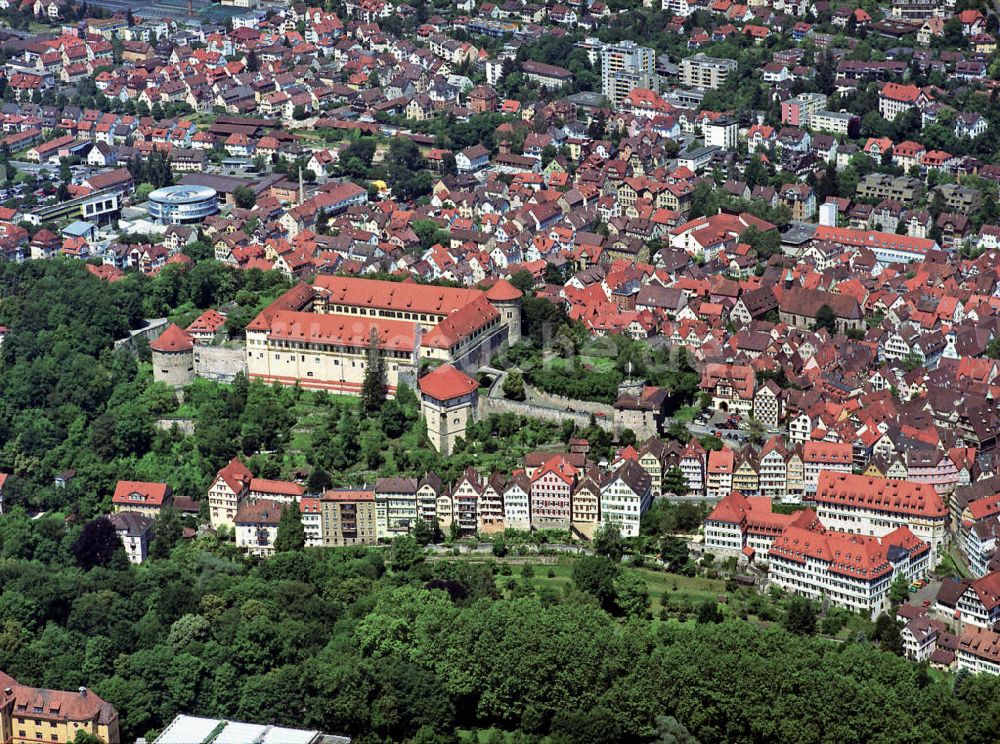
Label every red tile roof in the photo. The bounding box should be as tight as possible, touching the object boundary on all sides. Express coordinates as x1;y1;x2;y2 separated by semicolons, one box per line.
150;323;193;352
249;478;305;497
0;676;117;725
314;275;484;316
802;441;853;464
267;309;417;352
484;277;523;302
418;363;479;401
112;480;170;508
422;295;499;349
216;457;252;494
816;472;947;518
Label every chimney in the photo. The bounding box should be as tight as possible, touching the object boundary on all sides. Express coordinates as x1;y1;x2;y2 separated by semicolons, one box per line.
3;687;11;695
79;687;87;697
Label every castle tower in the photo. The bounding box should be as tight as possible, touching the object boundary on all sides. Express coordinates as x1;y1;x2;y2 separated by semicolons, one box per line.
418;364;479;456
151;323;195;390
485;278;523;345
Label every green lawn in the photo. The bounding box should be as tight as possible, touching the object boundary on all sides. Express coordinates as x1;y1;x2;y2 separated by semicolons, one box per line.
487;555;726;613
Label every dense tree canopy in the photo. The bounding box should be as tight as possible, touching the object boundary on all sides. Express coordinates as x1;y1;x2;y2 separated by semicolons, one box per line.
1;517;996;744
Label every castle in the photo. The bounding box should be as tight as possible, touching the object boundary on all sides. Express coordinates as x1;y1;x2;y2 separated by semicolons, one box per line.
242;275;522;396
152;275;522;401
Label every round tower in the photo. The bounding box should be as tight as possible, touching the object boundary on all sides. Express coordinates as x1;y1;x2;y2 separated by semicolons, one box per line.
151;323;195;389
485;278;523;345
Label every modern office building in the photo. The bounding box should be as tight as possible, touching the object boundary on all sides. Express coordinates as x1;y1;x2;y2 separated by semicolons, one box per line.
147;184;220;224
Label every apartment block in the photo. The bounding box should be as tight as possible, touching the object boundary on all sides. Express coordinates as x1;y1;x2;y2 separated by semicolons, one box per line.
601;40;657;105
678;53;737;90
320;489;378;546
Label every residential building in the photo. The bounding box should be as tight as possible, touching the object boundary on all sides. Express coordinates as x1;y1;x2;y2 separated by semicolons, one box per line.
235;499;283;557
451;467;483;534
503;474;531;531
374;477;419;538
704;117;737;149
530;455;577;528
878;82;931;120
0;674;120;744
572;470;603;532
802;442;853;495
207;457;252;529
300;497;322;547
753;381;784;428
601;41;657;104
809;110;856;136
679;53;737;90
600;460;652;537
700;363;755;415
679;438;706;496
247;479;304;504
770;521;931;618
956;572;1000;629
109;511;153;564
706;448;734;500
781;92;827;126
814;472;949;565
957;627;1000;675
416;473;443;524
521;60;574;90
479;473;506;533
758;437;788;498
111;480;172;517
320;489;378;546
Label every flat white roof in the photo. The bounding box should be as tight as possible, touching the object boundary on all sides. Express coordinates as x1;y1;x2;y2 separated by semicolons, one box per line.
153;716;322;744
260;727;320;744
215;722;267;744
155;715;221;744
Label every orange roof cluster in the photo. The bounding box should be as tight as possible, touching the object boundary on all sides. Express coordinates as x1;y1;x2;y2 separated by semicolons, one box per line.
815;472;947;518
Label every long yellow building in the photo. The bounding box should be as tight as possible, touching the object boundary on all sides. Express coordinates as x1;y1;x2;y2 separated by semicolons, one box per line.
0;672;120;744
